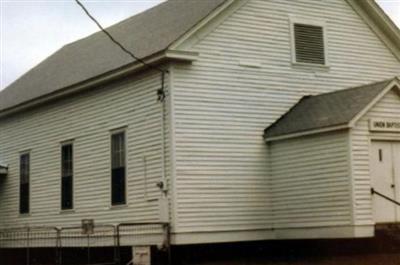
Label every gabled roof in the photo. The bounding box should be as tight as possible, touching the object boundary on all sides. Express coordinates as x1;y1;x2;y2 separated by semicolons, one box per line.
264;78;400;140
0;0;399;116
346;0;400;60
0;0;226;113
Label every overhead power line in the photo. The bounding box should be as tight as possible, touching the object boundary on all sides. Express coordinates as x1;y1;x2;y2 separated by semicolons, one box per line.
74;0;167;74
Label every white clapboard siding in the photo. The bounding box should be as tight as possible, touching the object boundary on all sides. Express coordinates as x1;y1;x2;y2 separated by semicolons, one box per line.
269;131;352;228
171;0;400;234
0;71;169;229
351;89;400;225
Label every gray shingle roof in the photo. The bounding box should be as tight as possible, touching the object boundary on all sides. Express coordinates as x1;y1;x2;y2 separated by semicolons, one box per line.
264;78;397;139
0;0;226;112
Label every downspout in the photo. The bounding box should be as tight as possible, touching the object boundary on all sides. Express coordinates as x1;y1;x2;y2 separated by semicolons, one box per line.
157;71;170;222
158;70;172;265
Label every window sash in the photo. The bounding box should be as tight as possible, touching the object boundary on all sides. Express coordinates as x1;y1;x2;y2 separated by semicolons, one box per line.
111;133;125;169
61;144;73;210
19;154;30;214
112;167;126;205
111;132;126;205
61;176;73;210
62;145;73;178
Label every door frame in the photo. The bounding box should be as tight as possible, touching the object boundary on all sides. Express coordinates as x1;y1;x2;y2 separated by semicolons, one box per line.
369;137;400;223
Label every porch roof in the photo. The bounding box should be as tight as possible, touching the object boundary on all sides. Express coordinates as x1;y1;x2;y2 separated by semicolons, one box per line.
264;78;399;140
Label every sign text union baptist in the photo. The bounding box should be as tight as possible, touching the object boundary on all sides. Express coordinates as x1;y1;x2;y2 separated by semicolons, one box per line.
370;119;400;132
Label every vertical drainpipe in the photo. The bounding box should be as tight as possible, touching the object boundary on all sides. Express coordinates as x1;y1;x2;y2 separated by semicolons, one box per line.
158;70;170;224
158;69;172;265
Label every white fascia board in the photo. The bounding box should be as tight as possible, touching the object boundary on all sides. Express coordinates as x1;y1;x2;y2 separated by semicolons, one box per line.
169;0;236;50
169;0;251;51
265;125;350;143
346;0;400;61
265;79;400;143
349;78;400;127
0;50;197;119
165;50;199;61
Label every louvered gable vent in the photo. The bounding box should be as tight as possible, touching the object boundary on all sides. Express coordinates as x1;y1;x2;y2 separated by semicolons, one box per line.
294;23;325;65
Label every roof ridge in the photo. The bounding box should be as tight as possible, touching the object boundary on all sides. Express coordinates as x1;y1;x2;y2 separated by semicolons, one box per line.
0;0;227;113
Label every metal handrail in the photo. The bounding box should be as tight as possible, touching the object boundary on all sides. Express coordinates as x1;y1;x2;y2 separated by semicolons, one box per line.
371;188;400;206
0;222;170;265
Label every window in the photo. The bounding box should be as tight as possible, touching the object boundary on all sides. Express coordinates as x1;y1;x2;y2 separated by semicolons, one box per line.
111;131;126;205
61;143;73;210
19;153;30;214
290;17;327;66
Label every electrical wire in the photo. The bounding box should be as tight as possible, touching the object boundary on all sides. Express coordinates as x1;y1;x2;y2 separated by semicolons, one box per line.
74;0;167;74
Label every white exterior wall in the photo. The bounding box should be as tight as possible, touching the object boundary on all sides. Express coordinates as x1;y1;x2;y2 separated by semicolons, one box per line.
0;71;169;230
351;88;400;226
171;0;400;242
1;0;400;247
269;131;356;238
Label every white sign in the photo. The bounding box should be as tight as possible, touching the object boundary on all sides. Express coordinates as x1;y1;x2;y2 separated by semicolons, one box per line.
369;119;400;132
133;246;151;265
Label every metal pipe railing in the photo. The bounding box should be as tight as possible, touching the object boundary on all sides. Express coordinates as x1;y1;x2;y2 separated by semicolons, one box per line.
371;188;400;206
0;222;170;265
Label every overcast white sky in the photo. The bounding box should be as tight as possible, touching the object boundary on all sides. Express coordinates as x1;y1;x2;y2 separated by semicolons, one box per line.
0;0;399;91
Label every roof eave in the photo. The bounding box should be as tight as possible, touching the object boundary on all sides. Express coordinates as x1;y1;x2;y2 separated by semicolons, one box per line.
348;78;400;127
265;78;400;143
169;0;236;50
0;49;199;118
264;124;350;143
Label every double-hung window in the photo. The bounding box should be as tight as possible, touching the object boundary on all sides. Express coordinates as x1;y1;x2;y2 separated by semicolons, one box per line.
19;153;30;214
61;143;73;210
111;131;126;205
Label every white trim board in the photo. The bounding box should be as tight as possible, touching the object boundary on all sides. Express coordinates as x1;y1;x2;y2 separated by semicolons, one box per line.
171;225;374;245
265;79;400;143
345;0;400;61
0;50;199;118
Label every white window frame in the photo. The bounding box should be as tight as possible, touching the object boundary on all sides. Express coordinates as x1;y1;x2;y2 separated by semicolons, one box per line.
60;140;75;213
19;150;31;216
289;15;329;67
109;127;128;208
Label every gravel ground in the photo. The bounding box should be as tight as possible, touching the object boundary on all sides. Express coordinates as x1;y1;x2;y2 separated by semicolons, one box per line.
3;231;400;265
191;253;400;265
176;232;400;265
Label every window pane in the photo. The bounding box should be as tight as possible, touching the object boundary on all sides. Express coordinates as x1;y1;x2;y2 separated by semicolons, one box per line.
112;132;125;169
112;168;126;205
61;144;73;210
20;154;30;214
20;183;29;214
111;132;126;205
62;176;73;209
62;145;73;177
